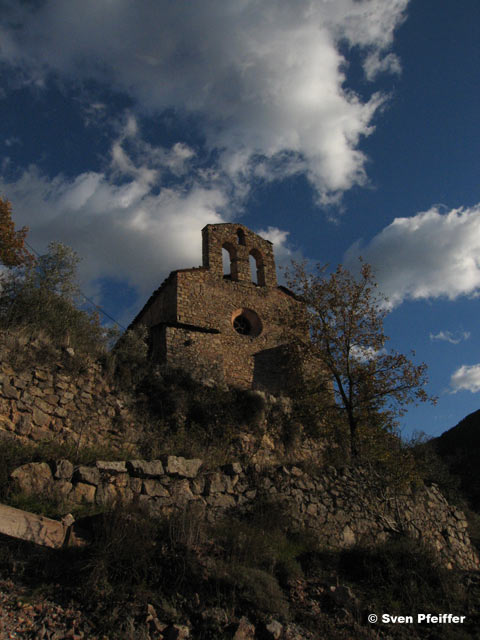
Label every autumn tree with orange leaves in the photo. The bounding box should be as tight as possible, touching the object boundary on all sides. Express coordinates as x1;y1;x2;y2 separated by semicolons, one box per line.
0;197;35;268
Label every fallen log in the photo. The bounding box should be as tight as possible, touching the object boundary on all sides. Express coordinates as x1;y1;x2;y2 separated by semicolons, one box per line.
0;503;87;549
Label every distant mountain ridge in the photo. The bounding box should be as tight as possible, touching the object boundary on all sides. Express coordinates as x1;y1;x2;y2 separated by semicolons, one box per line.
434;409;480;511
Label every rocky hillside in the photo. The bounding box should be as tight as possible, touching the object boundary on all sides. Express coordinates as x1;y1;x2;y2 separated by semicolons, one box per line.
1;332;480;639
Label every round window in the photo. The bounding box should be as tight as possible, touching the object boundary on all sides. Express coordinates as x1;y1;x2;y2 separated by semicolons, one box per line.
231;308;262;337
233;315;252;335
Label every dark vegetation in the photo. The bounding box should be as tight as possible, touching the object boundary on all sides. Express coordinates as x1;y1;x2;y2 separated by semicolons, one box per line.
133;365;269;463
1;503;479;638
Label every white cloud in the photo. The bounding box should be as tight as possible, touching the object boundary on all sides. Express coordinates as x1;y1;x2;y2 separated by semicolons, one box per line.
450;364;480;394
0;129;228;318
345;205;480;307
0;124;301;322
256;226;305;282
364;51;402;80
430;331;470;345
0;112;301;323
0;0;408;204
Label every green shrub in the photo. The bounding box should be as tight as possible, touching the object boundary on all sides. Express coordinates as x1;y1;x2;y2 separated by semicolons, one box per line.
0;437;34;501
0;242;109;361
233;565;289;617
134;368;271;462
211;500;310;596
166;502;207;550
6;490;67;520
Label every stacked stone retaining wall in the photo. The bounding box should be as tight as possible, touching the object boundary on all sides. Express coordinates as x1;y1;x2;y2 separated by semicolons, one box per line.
9;457;479;572
0;354;138;450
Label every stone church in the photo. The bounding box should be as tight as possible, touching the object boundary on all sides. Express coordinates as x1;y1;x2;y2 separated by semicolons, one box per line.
129;223;305;392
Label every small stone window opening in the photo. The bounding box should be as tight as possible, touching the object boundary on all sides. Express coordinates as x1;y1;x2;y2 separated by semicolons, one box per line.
237;228;246;245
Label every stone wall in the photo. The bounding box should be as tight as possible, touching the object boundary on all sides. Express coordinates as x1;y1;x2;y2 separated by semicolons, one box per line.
0;347;138;450
10;456;480;572
164;325;225;386
0;335;323;464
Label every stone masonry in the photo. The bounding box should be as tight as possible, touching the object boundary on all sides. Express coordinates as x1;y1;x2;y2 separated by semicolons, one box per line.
130;223;305;392
9;457;480;572
0;355;138;450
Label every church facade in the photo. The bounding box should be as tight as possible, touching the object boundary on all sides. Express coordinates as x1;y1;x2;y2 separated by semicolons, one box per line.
129;223;305;392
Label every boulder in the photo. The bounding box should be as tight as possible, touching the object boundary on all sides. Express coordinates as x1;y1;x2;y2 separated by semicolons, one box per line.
127;459;165;478
73;466;100;486
0;415;15;432
142;479;170;498
32;406;50;427
342;525;356;547
2;382;19;399
163;456;202;478
17;414;32;435
11;462;53;495
233;617;255;640
170;479;196;503
70;482;96;504
265;620;283;639
95;483;132;506
54;480;73;499
205;472;233;494
96;460;127;474
54;459;74;480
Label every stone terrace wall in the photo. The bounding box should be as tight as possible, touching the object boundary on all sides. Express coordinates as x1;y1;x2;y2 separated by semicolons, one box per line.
0;354;138;451
0;337;324;464
10;457;480;572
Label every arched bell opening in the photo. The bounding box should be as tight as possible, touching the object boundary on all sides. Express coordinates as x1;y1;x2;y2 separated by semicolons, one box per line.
222;242;238;280
249;248;266;286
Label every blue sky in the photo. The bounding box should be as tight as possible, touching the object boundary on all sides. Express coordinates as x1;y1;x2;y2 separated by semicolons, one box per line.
1;0;479;438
